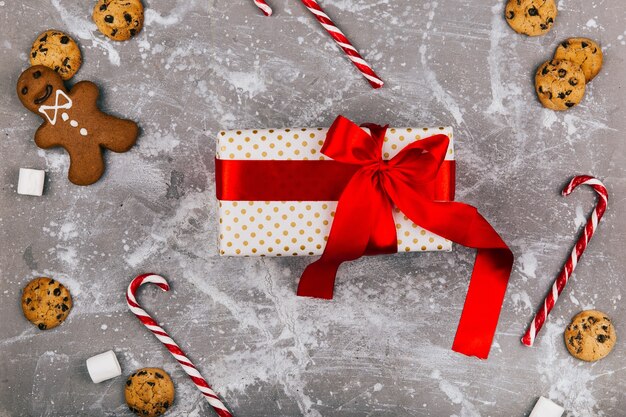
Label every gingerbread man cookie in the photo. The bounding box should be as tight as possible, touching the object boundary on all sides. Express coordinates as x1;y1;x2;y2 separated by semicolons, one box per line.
17;65;138;186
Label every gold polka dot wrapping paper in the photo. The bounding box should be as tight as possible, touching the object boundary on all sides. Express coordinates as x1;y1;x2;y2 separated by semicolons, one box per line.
216;126;455;257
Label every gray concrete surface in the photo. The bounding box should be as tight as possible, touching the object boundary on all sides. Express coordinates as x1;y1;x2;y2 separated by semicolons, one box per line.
1;0;625;416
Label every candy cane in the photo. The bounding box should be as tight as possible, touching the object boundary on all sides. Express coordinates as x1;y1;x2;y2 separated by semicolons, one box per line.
252;0;272;16
300;0;384;88
127;274;233;417
522;176;608;346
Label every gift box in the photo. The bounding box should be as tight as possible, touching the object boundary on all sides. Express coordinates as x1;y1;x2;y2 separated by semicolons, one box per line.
216;124;455;257
215;116;513;360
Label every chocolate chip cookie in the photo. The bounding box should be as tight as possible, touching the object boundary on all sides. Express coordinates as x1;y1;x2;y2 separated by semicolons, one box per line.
93;0;144;41
30;30;82;80
505;0;557;36
564;310;616;362
125;368;175;417
535;59;586;110
21;277;73;330
554;38;603;82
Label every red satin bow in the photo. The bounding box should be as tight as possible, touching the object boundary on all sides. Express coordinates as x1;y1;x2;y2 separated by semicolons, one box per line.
297;116;514;359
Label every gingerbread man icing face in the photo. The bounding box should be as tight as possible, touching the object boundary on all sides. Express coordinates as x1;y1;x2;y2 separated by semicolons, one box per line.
17;65;138;186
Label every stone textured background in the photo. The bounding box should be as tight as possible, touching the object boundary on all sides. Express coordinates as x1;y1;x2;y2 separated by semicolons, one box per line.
1;0;625;416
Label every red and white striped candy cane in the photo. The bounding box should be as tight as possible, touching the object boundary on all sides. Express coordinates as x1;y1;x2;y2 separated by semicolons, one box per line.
299;0;384;89
253;0;272;16
127;273;233;417
522;176;608;346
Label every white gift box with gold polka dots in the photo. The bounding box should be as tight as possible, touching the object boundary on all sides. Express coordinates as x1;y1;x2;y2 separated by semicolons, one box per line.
217;126;455;256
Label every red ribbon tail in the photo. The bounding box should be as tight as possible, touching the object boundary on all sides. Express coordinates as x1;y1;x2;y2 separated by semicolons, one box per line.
297;258;341;299
451;247;514;359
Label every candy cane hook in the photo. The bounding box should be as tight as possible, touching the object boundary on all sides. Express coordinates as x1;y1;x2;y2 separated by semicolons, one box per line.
522;176;608;346
127;274;233;417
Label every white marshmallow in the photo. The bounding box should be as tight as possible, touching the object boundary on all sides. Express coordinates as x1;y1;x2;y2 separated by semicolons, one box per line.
86;350;122;383
17;168;45;196
529;396;564;417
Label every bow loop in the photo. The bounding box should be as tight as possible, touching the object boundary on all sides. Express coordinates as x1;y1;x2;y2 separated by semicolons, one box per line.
321;116;383;165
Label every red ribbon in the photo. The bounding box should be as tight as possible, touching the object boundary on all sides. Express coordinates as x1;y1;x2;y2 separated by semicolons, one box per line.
216;116;513;359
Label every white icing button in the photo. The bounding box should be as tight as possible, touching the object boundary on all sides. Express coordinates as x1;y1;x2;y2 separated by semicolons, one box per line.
80;128;88;136
86;350;122;383
529;397;564;417
70;120;78;127
61;112;69;121
17;168;45;196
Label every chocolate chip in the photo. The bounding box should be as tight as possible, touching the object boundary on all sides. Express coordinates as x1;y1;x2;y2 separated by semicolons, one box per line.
130;29;136;36
547;91;553;99
33;70;41;79
104;15;114;23
25;298;31;304
582;41;589;48
588;316;597;324
542;66;549;75
63;297;68;302
561;41;568;48
30;307;35;311
32;51;37;58
124;13;132;23
569;78;578;86
60;36;69;44
61;304;69;312
565;102;575;107
507;10;514;19
558;69;567;77
100;4;107;11
53;287;61;296
21;87;28;95
597;334;607;343
147;381;155;386
49;279;55;284
540;23;547;30
566;90;572;96
40;34;48;43
56;314;62;320
38;323;46;330
111;29;118;37
547;17;553;24
155;372;164;379
602;325;608;331
126;379;132;386
593;47;598;53
558;92;566;99
163;402;169;409
538;86;544;93
528;7;538;16
138;371;147;376
63;57;70;66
